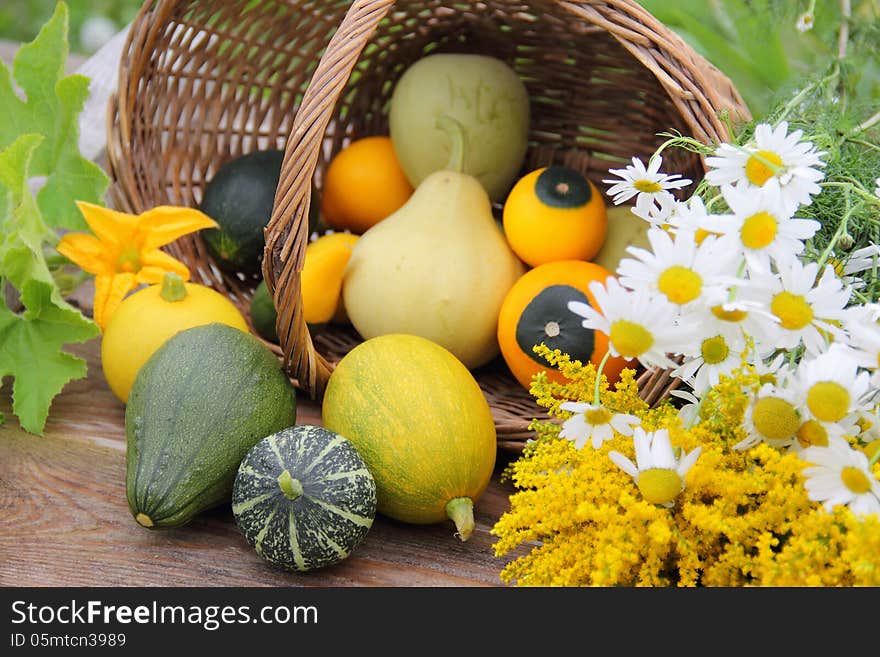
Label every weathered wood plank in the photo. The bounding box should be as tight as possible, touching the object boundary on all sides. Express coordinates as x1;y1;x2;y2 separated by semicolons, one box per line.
0;340;520;587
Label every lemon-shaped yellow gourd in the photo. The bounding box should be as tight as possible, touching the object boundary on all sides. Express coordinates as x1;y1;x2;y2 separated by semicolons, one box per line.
101;273;249;403
503;165;607;267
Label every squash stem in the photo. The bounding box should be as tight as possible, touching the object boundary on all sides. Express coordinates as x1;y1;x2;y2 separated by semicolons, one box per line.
446;496;475;542
277;470;303;501
159;272;188;302
435;115;466;173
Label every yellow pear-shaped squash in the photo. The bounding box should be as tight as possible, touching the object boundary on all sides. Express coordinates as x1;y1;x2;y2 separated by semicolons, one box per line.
101;273;249;403
341;117;525;369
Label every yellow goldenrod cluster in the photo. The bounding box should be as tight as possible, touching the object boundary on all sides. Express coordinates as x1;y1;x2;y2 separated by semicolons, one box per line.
491;347;880;587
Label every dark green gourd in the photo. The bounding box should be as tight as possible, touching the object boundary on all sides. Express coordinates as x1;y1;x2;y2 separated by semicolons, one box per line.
125;323;297;529
232;425;377;572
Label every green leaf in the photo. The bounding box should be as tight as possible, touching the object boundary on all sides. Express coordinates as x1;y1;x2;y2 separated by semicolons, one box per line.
0;133;99;436
0;1;108;229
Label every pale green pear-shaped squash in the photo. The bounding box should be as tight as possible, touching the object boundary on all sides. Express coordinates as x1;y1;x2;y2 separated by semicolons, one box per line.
342;117;526;369
389;53;530;202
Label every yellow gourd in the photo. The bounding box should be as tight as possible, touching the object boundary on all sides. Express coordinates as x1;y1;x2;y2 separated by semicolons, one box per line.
101;273;249;403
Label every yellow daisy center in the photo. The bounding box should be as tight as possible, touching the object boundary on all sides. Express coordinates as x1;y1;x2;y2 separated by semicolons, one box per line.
584;407;613;426
711;304;748;323
807;381;851;423
740;211;778;249
634;179;663;193
796;419;829;448
840;466;872;495
862;441;880;461
637;468;683;505
609;320;654;358
657;266;702;305
752;396;800;441
117;247;142;273
770;291;814;330
745;149;783;186
701;335;729;365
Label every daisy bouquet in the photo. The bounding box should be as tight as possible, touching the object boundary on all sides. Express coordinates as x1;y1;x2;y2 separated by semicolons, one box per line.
491;119;880;587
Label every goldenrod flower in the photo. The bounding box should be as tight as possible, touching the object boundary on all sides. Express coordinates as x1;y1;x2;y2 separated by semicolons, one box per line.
57;201;217;328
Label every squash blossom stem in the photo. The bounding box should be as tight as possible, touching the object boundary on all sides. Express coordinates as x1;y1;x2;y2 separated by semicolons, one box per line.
446;497;475;542
593;350;612;406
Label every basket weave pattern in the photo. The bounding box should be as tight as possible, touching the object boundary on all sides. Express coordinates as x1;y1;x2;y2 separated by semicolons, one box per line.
108;0;750;451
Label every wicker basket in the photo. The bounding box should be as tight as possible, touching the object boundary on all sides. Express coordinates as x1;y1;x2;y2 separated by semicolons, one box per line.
107;0;750;452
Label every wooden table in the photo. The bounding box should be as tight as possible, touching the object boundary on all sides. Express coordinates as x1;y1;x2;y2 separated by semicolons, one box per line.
0;32;523;588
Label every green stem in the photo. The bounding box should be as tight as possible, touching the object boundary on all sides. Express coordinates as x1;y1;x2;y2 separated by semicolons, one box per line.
593;350;611;406
446;497;475;542
435;115;466;173
159;272;188;302
814;190;854;271
277;470;303;501
776;66;839;124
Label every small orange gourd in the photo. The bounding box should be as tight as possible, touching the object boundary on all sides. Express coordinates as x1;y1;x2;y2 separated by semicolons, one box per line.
497;260;628;390
101;273;249;403
502;166;607;267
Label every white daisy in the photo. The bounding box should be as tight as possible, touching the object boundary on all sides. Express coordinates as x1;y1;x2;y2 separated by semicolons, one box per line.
744;260;851;355
794;344;873;425
855;405;880;442
672;332;746;396
617;228;739;308
801;441;880;517
791;415;860;453
796;12;814;32
735;381;803;451
716;182;820;273
664;194;730;244
837;243;880;290
630;190;679;227
705;121;826;213
841;310;880;372
568;277;695;370
602;156;692;217
608;427;702;507
682;296;778;356
558;402;640;450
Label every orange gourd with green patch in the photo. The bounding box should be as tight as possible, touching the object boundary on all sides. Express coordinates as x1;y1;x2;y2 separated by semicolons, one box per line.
503;166;607;267
497;260;628;390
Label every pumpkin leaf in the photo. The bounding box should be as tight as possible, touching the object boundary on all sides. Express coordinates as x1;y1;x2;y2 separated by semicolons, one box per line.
0;134;99;436
0;1;108;229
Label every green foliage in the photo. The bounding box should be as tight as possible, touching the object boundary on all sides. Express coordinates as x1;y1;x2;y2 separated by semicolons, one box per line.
0;0;143;55
1;2;104;435
0;1;109;230
640;0;880;120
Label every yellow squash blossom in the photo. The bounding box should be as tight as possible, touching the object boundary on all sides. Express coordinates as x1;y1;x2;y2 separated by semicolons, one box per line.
57;201;217;329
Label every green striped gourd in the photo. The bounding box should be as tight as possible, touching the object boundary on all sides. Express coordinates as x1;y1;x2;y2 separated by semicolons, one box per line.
125;323;297;529
232;425;377;572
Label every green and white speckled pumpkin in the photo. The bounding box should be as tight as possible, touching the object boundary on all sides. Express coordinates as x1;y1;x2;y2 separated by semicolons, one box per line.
232;425;377;572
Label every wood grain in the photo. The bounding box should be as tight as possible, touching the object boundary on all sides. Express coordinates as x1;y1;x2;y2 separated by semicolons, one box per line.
0;340;523;587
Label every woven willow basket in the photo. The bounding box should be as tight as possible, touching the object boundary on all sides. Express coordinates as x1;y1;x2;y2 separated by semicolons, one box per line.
107;0;750;452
